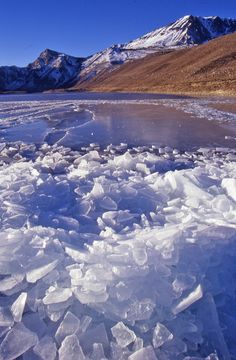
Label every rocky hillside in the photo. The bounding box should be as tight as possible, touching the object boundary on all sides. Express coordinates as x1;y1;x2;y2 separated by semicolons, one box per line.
72;32;236;96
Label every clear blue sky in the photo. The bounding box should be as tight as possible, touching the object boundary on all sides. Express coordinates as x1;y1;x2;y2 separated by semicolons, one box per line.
1;0;236;66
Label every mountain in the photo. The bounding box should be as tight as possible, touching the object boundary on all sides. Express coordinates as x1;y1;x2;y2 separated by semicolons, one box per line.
72;31;236;96
126;15;236;49
0;49;85;92
76;45;161;85
0;15;236;92
75;15;236;85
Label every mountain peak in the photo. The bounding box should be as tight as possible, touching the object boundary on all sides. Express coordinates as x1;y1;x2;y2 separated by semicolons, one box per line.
40;48;61;58
126;15;236;49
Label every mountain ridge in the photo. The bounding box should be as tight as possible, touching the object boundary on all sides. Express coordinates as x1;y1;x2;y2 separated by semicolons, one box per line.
72;31;236;96
0;14;235;93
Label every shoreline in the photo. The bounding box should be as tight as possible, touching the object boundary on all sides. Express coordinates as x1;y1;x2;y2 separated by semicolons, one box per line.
0;88;236;99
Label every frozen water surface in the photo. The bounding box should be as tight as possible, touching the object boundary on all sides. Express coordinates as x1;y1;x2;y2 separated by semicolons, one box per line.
0;93;236;359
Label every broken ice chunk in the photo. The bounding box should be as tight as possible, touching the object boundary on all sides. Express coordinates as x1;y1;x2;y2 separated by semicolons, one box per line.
152;323;173;348
127;299;155;321
79;323;108;353
79;315;92;333
90;182;104;198
222;178;236;201
26;259;59;283
11;292;27;322
99;196;117;211
132;246;147;266
0;323;38;360
55;311;80;344
173;284;203;315
172;274;196;294
33;335;57;360
58;334;85;360
0;273;25;292
0;307;14;327
111;321;136;348
132;337;144;352
128;345;157;360
43;288;72;305
90;343;107;360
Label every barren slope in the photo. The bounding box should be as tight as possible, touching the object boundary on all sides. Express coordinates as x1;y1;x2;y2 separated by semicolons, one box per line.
72;32;236;96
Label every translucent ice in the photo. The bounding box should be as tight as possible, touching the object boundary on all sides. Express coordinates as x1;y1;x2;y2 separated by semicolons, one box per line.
111;322;136;348
26;259;59;283
79;323;109;353
0;323;38;360
173;285;203;315
0;307;13;327
43;288;72;305
128;345;157;360
222;178;236;202
58;334;85;360
55;311;80;344
152;323;173;348
90;343;107;360
33;336;57;360
11;292;27;322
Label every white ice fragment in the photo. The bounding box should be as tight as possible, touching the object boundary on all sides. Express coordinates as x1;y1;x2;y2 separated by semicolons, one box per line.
127;299;155;321
33;336;57;360
79;323;109;353
173;284;203;315
11;292;27;322
0;307;13;327
132;337;144;352
91;182;104;198
222;178;236;202
90;343;107;360
58;334;85;360
152;322;173;348
0;273;24;292
132;246;147;265
26;259;59;283
0;323;38;360
43;288;72;305
99;196;117;210
111;321;136;348
55;311;80;344
172;274;196;294
79;315;92;333
128;345;157;360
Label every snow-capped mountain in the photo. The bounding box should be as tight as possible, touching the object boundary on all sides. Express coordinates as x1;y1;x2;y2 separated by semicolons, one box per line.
126;15;236;49
75;15;236;84
77;45;157;83
0;15;236;92
0;49;85;92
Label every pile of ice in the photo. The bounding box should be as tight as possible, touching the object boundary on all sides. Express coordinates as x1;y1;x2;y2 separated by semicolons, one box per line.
0;142;236;359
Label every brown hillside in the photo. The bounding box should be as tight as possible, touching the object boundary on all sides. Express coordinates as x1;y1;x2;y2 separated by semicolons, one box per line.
72;32;236;96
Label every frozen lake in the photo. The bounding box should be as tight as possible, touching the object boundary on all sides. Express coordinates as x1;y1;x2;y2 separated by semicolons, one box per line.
0;93;236;360
0;92;236;150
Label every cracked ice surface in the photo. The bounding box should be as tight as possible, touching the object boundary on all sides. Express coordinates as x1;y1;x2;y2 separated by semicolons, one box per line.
0;141;236;359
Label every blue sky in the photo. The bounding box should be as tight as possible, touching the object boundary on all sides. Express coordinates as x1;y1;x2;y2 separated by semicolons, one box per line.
1;0;236;66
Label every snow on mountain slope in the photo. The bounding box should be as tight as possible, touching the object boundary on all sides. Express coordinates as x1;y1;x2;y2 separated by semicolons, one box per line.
76;15;236;85
78;45;158;83
1;15;236;92
0;49;85;92
126;15;236;49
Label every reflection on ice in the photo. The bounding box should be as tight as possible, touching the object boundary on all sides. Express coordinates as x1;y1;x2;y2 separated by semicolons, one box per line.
0;97;236;150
